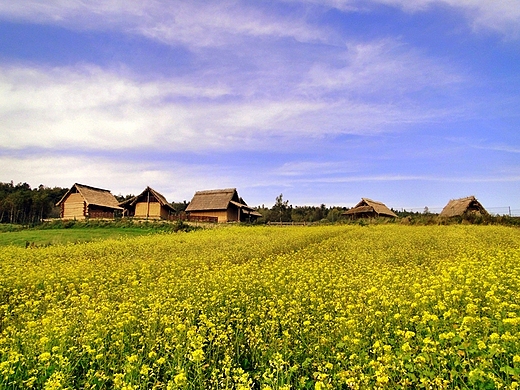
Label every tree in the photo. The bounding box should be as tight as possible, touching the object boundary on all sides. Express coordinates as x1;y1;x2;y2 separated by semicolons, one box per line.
270;193;292;222
0;182;67;224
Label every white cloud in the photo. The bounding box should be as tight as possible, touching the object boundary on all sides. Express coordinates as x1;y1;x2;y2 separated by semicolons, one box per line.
138;2;328;47
0;58;462;153
0;154;237;202
0;1;149;25
282;0;520;38
287;173;520;184
0;1;328;47
274;0;520;39
301;39;464;96
0;65;230;151
0;0;518;49
276;161;360;176
377;0;520;37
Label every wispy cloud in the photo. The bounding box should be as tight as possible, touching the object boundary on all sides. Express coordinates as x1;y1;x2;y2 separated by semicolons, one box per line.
0;65;230;150
288;0;520;38
137;2;329;47
0;1;329;47
276;161;360;176
377;0;520;37
445;137;520;155
0;57;463;152
294;174;520;183
1;0;518;51
0;153;237;201
300;39;464;98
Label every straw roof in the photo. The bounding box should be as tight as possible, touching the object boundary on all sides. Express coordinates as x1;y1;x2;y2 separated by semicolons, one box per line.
186;188;261;216
56;183;122;209
343;198;398;218
230;201;262;217
439;196;487;218
119;186;175;211
186;188;239;211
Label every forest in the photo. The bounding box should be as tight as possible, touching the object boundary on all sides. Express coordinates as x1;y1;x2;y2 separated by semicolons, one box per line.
0;182;68;224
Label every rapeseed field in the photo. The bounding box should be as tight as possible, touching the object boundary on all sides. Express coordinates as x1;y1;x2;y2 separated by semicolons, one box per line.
0;225;519;389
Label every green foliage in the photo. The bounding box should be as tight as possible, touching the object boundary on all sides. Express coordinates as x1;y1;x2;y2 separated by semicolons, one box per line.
258;195;348;223
0;181;67;224
0;220;200;247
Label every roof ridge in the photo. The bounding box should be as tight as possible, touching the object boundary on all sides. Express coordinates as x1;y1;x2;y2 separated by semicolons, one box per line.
195;188;236;194
75;183;111;192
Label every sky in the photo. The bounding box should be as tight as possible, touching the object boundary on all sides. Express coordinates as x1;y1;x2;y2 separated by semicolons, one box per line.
1;0;519;212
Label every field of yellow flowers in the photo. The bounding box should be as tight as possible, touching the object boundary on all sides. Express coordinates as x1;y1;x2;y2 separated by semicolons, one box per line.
1;225;520;389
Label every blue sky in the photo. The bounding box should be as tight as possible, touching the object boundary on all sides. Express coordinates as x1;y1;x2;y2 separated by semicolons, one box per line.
1;0;519;212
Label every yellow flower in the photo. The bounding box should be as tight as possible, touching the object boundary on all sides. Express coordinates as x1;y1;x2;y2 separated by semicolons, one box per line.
402;342;412;352
157;357;166;365
404;331;415;339
174;371;187;386
39;352;51;362
126;354;138;364
140;364;149;376
191;349;205;363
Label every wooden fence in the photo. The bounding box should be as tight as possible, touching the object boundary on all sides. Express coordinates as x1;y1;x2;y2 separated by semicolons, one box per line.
168;214;218;223
267;221;309;226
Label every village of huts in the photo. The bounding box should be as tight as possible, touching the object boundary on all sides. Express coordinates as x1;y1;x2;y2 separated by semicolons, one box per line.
56;182;490;223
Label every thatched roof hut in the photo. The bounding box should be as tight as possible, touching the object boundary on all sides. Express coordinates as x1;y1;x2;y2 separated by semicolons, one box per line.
343;198;398;219
119;186;175;220
185;188;261;223
439;196;488;218
56;183;122;219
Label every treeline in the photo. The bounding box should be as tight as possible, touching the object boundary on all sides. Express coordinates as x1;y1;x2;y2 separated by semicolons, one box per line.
0;182;68;224
255;194;349;223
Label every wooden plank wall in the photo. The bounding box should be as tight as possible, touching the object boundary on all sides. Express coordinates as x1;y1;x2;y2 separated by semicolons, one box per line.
135;202;161;219
62;193;86;219
88;208;116;219
227;207;239;222
189;210;227;223
160;206;169;220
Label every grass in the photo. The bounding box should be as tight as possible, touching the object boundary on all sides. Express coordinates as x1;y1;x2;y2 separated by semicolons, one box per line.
0;227;162;247
0;219;197;247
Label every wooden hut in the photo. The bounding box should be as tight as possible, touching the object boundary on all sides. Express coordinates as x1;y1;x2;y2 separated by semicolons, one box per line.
185;188;261;223
119;186;175;220
439;196;488;218
342;198;398;219
56;183;122;220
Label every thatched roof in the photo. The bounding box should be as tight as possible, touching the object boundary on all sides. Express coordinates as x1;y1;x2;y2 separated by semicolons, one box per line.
119;186;175;211
186;188;261;216
439;196;487;218
186;188;237;211
230;201;262;217
343;198;397;218
56;183;122;210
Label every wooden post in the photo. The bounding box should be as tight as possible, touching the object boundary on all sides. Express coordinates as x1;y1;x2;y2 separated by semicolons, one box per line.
146;190;150;220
